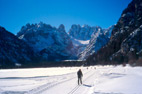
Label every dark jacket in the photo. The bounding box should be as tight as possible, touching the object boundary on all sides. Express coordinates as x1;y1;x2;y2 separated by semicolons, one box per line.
77;69;83;78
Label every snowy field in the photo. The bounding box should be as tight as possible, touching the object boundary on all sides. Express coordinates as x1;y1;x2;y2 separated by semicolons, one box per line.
0;65;142;94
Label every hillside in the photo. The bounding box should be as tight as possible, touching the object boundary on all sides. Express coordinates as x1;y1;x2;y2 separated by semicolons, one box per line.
86;0;142;65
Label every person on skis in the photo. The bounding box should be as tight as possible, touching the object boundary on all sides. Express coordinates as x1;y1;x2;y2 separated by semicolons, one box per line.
77;69;83;85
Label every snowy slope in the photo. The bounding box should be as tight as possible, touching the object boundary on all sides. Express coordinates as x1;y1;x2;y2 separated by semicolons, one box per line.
79;25;114;60
69;25;113;58
0;65;142;94
70;37;90;56
68;25;102;57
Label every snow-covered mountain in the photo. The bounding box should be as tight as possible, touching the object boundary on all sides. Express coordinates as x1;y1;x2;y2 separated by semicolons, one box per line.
0;21;114;67
0;22;114;67
0;26;37;67
79;26;114;60
70;37;90;56
86;0;142;65
68;24;114;59
17;23;112;61
17;22;76;61
69;24;101;40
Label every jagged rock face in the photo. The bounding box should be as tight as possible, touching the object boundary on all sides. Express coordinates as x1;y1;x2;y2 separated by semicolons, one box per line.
111;0;142;41
87;0;142;65
69;24;101;40
0;26;36;67
17;22;76;61
69;24;105;57
119;25;142;61
79;26;114;60
121;25;142;55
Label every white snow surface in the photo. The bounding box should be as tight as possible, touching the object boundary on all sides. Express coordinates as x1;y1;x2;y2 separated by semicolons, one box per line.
71;37;90;46
0;65;142;94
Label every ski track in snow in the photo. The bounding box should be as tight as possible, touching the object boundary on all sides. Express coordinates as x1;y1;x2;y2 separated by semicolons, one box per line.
68;71;95;94
0;66;142;94
26;70;92;94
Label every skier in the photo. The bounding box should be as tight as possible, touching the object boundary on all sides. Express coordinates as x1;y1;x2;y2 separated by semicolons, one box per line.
77;69;83;85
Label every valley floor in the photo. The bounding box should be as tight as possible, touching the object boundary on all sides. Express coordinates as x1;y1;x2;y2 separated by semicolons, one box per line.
0;65;142;94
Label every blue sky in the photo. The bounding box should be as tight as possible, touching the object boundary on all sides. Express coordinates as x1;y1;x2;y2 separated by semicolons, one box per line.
0;0;132;34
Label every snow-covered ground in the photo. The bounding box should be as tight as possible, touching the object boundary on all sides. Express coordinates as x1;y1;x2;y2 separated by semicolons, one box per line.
0;65;142;94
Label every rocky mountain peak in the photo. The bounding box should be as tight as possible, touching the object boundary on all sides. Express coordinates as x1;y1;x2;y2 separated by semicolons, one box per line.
69;24;102;40
17;22;76;61
58;24;65;32
0;26;5;32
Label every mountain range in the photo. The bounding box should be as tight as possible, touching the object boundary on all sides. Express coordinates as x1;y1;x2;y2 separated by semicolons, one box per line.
0;0;141;67
0;22;112;67
17;23;76;61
